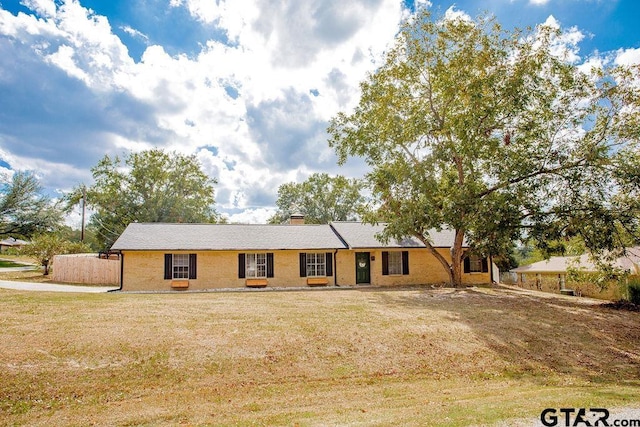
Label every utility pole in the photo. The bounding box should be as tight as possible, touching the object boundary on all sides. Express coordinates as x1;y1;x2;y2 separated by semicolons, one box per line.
81;186;86;242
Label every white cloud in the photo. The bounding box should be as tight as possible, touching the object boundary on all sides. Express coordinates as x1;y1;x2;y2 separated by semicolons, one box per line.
577;54;605;74
537;15;585;63
224;208;277;224
45;44;89;81
0;0;405;222
121;25;148;43
615;47;640;66
443;6;472;23
21;0;56;19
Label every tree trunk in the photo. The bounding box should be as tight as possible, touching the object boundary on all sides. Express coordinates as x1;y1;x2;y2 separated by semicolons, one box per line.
43;260;49;276
450;229;465;288
414;231;455;285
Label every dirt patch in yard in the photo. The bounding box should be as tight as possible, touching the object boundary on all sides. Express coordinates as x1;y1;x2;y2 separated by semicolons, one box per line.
0;286;638;426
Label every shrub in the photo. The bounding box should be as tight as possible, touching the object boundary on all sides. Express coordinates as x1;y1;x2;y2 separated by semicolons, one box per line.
629;278;640;305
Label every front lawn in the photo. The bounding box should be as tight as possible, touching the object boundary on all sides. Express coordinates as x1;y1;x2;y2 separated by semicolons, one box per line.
0;259;31;268
1;286;638;426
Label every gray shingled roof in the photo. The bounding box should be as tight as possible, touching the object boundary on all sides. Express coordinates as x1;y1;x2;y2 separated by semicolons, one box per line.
110;223;346;251
511;247;640;275
329;221;461;248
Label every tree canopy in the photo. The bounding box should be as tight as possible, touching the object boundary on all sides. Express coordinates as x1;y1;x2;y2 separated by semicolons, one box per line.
268;173;366;224
69;149;219;249
21;234;91;275
0;171;63;239
328;11;640;286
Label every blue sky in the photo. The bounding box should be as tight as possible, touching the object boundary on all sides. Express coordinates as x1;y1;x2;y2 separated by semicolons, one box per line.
0;0;638;225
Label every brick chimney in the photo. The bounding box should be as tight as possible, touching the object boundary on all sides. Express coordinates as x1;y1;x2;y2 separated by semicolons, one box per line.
289;212;305;225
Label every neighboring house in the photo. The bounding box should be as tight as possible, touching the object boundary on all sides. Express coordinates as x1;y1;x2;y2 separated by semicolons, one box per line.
0;238;29;253
110;220;492;291
511;248;640;282
510;248;640;297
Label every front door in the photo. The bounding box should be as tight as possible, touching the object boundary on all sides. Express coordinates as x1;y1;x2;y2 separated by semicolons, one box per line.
355;252;370;284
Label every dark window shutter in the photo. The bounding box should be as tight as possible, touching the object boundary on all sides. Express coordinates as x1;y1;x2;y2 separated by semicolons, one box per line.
238;253;246;278
481;257;489;273
164;254;172;280
189;254;197;279
267;253;274;277
382;251;389;276
299;253;307;277
326;252;333;277
463;256;470;274
402;251;409;275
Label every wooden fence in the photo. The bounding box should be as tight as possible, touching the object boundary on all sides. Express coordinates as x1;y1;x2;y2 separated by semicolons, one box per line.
52;253;120;285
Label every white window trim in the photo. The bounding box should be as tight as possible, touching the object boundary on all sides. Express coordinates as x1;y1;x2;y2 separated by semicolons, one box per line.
173;253;189;279
306;252;326;277
388;251;403;275
246;253;267;278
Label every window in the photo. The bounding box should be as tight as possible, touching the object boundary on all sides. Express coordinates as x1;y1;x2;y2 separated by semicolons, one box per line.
306;253;326;277
299;253;333;277
464;254;488;273
238;253;274;279
387;252;402;275
382;251;409;275
246;253;267;278
469;255;483;273
173;254;189;279
164;254;197;280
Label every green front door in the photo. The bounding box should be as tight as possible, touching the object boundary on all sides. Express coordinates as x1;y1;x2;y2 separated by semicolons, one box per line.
355;252;370;284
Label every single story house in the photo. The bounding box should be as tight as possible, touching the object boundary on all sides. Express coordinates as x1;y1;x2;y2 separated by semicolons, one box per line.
109;220;492;291
511;248;640;281
510;248;640;296
0;237;29;253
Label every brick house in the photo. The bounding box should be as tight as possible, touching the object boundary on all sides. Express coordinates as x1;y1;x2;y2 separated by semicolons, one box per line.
110;221;492;291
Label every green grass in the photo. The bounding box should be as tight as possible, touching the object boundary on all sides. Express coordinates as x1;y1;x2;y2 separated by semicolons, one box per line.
0;260;31;268
0;286;638;426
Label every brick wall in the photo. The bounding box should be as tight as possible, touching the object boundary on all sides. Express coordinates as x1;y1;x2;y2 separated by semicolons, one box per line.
121;248;491;291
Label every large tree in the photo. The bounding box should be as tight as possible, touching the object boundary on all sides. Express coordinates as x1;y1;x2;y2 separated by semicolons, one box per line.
328;11;640;286
0;171;63;238
69;149;219;249
268;173;366;224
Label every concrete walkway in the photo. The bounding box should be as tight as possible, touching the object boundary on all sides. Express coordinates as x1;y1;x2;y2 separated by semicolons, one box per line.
0;262;118;293
0;280;118;293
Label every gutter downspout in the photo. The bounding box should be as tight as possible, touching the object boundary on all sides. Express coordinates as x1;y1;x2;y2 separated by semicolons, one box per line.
108;251;124;292
334;249;339;287
328;222;349;288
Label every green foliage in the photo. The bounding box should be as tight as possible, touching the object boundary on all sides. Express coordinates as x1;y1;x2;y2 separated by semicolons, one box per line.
67;149;219;249
268;173;366;224
328;10;640;285
20;234;92;275
55;225;101;252
628;278;640;305
0;171;63;239
515;237;586;266
567;260;627;292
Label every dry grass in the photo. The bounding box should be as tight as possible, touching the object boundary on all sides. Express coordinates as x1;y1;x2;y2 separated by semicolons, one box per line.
1;285;639;426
